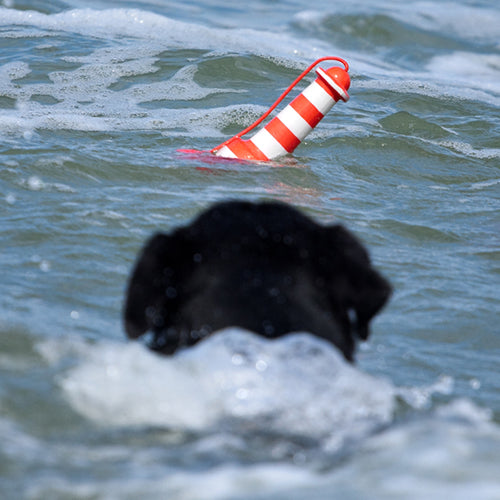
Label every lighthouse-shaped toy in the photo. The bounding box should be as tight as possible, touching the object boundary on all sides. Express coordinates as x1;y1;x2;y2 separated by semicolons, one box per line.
210;58;350;161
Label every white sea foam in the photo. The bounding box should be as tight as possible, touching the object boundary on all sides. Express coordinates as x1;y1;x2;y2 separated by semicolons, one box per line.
1;6;498;143
31;329;500;500
294;4;500;103
40;327;499;455
0;7;324;137
327;400;500;500
44;329;396;447
438;141;500;160
295;1;500;46
390;1;500;46
0;7;327;57
0;51;263;136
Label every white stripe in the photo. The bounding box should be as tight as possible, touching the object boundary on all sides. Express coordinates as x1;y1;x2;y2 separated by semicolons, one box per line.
301;81;335;115
316;68;349;102
250;128;288;159
276;105;313;141
214;145;237;159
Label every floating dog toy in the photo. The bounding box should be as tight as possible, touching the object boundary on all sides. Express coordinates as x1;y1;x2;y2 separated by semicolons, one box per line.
180;57;350;162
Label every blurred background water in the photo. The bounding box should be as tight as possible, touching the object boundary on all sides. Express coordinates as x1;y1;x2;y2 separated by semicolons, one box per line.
1;1;499;499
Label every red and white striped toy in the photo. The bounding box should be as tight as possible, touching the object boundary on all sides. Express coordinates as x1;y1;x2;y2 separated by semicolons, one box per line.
211;57;350;161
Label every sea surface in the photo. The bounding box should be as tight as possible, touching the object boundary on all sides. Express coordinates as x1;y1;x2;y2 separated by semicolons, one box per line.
1;0;499;499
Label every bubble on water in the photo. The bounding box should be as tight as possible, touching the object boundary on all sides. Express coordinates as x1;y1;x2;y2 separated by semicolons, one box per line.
39;260;51;272
469;378;481;390
27;176;44;191
5;193;16;204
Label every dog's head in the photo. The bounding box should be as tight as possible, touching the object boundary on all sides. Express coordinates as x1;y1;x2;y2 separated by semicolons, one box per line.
124;201;391;361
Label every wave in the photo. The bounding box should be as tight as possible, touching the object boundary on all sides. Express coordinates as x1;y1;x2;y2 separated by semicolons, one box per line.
41;330;395;445
0;7;326;59
38;329;483;444
1;6;498;142
30;328;500;500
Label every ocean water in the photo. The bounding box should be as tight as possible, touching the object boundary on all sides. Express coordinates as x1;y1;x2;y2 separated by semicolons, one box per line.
1;0;499;498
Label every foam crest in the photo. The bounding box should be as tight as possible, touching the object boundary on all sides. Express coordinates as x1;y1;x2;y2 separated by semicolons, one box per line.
295;2;500;46
330;399;500;500
44;329;396;446
294;6;500;101
426;52;500;100
395;1;500;45
0;8;196;42
357;77;500;108
33;332;500;499
0;7;322;57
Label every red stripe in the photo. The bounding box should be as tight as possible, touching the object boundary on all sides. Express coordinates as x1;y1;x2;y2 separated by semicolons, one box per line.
228;138;269;161
289;94;324;128
264;117;301;153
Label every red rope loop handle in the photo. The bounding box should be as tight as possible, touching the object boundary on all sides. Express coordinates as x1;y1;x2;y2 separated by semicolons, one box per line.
210;57;349;154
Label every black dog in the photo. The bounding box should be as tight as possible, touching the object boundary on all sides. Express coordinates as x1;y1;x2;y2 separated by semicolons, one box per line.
124;200;391;362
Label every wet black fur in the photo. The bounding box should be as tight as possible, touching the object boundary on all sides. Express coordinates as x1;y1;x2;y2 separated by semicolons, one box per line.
124;200;391;362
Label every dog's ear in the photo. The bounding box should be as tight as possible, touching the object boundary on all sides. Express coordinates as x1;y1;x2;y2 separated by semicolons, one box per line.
347;262;391;340
124;232;182;340
320;225;391;340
